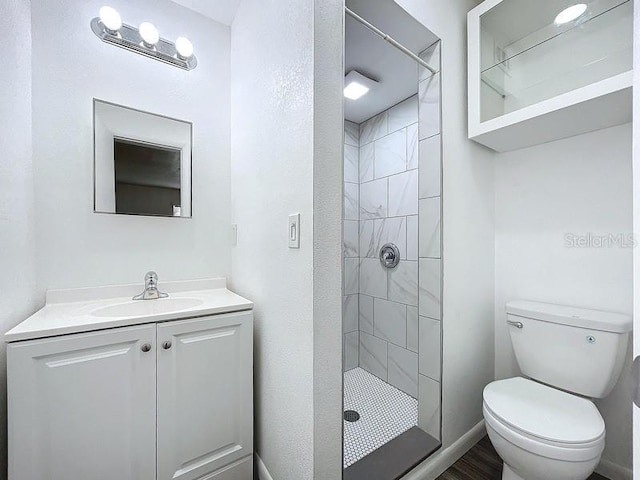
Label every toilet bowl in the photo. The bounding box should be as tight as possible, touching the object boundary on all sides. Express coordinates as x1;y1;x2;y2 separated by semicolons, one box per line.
483;377;605;480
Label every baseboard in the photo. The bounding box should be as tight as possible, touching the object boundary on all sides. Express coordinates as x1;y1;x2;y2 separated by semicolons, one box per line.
596;458;632;480
401;421;487;480
255;454;274;480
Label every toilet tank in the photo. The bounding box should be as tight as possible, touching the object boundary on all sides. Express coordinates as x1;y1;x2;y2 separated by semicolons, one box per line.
506;300;632;398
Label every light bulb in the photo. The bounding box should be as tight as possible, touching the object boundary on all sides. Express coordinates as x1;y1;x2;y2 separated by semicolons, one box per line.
175;37;194;59
99;6;122;33
554;4;587;25
139;22;159;47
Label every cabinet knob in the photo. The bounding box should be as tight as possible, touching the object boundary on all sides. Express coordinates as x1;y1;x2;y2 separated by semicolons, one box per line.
162;341;172;350
141;343;152;353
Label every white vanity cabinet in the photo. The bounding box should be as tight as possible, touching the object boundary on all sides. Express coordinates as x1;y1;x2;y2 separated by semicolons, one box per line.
156;314;253;480
7;303;253;480
8;323;158;480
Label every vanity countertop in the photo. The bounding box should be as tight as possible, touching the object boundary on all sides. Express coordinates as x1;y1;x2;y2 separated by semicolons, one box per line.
5;278;253;343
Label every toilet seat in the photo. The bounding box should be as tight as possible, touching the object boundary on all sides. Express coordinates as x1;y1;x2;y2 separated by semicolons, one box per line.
483;377;605;462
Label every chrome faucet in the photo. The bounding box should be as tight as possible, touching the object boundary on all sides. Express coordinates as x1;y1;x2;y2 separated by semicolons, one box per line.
133;271;169;300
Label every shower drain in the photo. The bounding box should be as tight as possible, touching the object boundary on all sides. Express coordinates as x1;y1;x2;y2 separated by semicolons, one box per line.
344;410;360;422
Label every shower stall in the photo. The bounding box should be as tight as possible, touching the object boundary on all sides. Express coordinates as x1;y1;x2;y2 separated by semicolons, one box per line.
342;0;444;475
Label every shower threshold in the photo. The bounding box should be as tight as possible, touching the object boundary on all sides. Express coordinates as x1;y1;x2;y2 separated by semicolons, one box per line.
344;426;441;480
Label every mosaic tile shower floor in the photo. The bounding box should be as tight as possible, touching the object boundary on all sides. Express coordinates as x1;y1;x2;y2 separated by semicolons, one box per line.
343;367;418;468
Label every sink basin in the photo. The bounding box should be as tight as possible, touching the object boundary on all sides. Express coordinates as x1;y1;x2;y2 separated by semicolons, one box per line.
91;298;204;318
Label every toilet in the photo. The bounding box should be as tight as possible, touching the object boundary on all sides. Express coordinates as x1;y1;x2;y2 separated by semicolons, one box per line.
483;300;631;480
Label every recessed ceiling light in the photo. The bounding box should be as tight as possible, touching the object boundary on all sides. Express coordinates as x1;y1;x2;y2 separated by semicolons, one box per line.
344;82;369;100
554;3;587;25
344;71;377;101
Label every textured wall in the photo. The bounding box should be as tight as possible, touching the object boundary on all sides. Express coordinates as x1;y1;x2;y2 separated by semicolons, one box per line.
312;0;344;474
0;0;37;474
31;0;232;296
633;0;640;476
230;0;315;478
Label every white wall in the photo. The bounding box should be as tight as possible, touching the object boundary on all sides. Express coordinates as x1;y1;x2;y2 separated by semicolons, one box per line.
230;0;316;479
494;124;634;474
312;0;344;475
0;0;38;474
31;0;231;296
395;0;496;450
633;1;640;477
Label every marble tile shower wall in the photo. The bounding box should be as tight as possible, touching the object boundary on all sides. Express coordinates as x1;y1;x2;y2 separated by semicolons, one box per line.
417;42;442;441
343;120;360;373
356;95;421;401
342;40;442;441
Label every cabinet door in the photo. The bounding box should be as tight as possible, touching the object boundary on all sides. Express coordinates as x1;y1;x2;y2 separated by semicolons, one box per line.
157;311;253;480
7;324;157;480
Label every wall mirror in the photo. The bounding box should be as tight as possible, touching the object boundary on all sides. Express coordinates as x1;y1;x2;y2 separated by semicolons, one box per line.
93;100;192;218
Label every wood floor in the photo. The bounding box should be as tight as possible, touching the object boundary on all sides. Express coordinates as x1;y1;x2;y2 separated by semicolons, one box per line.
436;436;608;480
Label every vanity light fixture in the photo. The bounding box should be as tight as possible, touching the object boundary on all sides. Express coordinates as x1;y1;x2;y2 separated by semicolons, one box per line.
344;70;377;100
91;6;197;70
554;3;588;25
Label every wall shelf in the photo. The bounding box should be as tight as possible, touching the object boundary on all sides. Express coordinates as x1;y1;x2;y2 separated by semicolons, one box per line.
468;0;633;152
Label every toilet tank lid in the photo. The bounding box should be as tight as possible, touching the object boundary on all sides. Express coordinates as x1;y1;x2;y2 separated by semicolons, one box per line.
506;300;632;333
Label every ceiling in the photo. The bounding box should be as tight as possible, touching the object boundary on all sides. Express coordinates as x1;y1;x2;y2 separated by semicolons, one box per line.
169;0;436;124
170;0;241;26
345;0;437;124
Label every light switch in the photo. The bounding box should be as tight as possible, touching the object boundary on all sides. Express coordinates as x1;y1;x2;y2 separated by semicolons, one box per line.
231;224;238;246
289;214;300;248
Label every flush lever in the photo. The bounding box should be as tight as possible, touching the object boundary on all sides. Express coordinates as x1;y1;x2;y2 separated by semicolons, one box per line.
507;320;523;329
